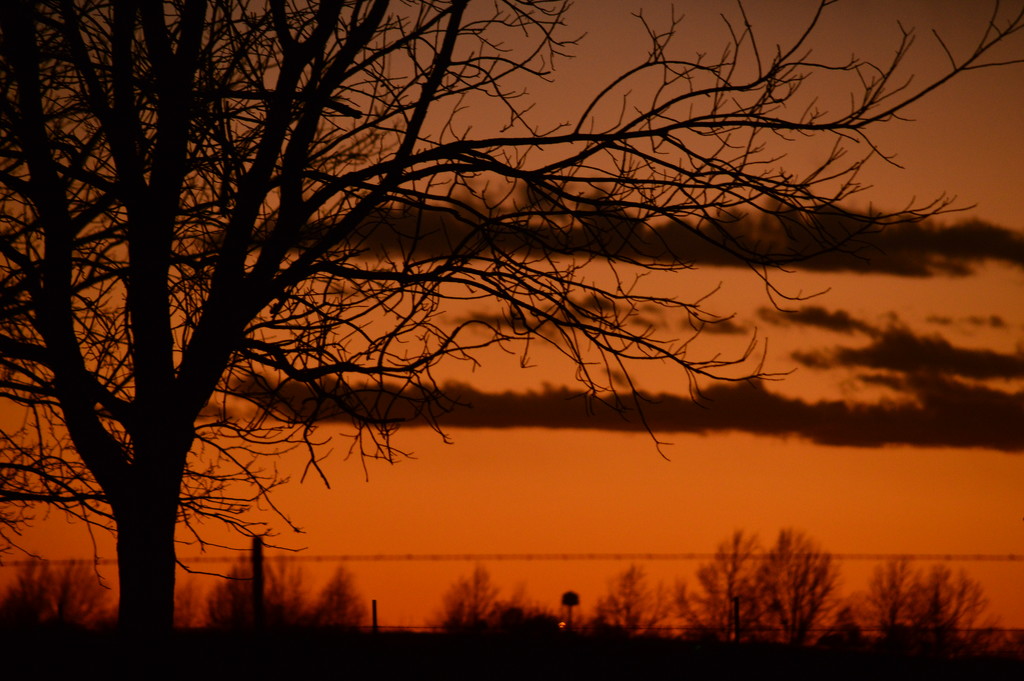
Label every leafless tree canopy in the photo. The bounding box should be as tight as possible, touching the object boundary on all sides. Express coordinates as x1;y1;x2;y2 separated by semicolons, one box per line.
678;528;838;644
862;558;996;656
593;563;671;635
435;563;501;632
434;564;558;633
0;0;1021;631
205;559;365;629
676;529;761;639
0;560;112;628
755;528;839;645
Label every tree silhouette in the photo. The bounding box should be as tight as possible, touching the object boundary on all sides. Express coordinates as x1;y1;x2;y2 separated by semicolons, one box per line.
204;557;317;629
1;1;1022;632
434;565;558;634
593;564;670;636
754;528;839;645
435;564;501;633
676;529;762;641
0;560;111;629
862;558;996;656
678;528;837;644
205;558;364;630
173;577;205;629
204;561;257;630
314;564;368;629
861;557;919;647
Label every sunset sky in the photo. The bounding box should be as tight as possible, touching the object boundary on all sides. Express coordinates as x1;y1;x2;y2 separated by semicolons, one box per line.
4;0;1024;631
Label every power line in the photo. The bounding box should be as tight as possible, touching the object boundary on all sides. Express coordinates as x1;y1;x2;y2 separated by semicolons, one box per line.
270;552;1024;563
4;552;1024;567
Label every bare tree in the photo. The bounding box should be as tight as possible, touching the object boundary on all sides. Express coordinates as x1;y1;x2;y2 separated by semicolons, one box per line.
679;528;838;644
861;559;996;656
676;529;762;641
754;528;839;645
593;564;671;636
1;1;1022;633
173;576;205;629
435;564;501;633
492;593;560;635
204;556;359;630
310;564;367;629
861;557;919;647
204;562;252;630
0;559;111;628
913;564;995;656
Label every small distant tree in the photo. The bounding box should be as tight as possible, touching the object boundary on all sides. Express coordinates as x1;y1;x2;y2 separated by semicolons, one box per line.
205;557;322;629
0;560;111;629
677;530;762;641
263;559;316;628
861;557;918;648
173;577;204;629
435;564;501;633
593;564;671;636
204;561;257;630
491;584;560;635
754;529;839;645
862;559;997;657
914;565;995;656
819;603;865;650
310;564;367;630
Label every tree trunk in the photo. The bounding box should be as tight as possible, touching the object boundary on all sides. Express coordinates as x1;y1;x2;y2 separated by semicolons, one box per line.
113;484;180;635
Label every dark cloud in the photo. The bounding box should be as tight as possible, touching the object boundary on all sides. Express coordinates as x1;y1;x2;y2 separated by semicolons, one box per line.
234;331;1022;449
796;327;1024;380
698;318;749;335
419;305;1023;450
867;220;1024;276
342;203;1024;278
793;220;1024;276
434;379;1024;451
927;314;1008;329
760;306;874;334
973;315;1008;329
790;350;832;369
647;217;1024;276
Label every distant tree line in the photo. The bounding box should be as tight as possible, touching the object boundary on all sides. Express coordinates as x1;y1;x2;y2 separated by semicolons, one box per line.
0;558;364;631
0;528;1016;660
433;529;1016;659
667;529;1002;658
0;560;112;629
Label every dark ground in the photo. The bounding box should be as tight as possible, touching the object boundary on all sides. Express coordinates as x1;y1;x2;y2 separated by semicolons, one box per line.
4;630;1024;680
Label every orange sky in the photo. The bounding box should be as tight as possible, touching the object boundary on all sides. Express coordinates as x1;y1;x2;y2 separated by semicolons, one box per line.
3;0;1024;631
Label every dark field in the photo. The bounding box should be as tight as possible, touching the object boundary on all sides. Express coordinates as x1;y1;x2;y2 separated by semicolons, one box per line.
5;630;1024;680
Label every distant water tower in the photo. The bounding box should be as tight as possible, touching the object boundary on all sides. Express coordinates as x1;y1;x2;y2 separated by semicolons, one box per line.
561;591;579;631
